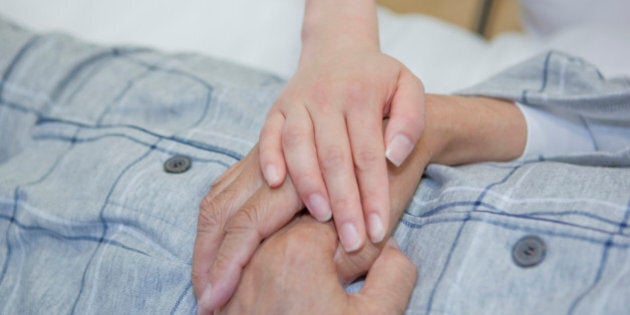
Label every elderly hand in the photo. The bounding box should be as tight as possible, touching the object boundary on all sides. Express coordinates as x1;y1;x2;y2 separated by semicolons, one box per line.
218;216;417;315
193;135;430;313
193;124;431;313
193;94;527;313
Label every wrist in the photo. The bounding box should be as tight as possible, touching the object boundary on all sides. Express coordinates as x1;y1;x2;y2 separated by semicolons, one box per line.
301;0;379;59
424;94;527;165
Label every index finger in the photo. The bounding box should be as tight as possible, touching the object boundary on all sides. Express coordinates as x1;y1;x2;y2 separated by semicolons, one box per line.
197;176;304;313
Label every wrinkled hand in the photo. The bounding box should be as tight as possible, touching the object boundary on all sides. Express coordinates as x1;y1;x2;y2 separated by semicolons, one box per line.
192;94;526;313
218;216;417;315
259;49;425;252
193;125;431;312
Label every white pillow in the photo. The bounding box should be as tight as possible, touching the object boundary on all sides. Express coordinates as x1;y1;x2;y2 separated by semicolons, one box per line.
0;0;306;79
1;0;628;93
520;0;630;36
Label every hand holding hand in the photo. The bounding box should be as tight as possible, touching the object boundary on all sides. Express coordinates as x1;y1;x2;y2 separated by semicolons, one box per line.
193;94;527;313
259;41;425;252
218;216;417;315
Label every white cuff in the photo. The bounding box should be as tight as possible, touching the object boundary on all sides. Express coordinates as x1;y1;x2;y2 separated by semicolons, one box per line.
515;102;597;160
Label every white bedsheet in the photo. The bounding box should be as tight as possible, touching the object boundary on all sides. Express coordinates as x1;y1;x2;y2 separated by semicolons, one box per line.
1;0;628;94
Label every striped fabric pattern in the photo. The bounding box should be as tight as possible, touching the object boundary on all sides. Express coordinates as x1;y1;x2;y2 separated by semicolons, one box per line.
1;17;629;314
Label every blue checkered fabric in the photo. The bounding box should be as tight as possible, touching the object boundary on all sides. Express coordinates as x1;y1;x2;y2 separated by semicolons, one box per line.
1;17;629;314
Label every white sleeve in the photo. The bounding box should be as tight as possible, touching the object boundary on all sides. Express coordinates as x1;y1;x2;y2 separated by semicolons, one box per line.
514;101;597;160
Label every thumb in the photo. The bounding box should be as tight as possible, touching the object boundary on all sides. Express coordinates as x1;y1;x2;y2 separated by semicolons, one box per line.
385;69;425;167
355;238;417;314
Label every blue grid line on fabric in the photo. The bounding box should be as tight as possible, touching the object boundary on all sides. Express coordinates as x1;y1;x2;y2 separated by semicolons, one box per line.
190;89;213;130
170;282;193;315
621;201;630;230
91;54;214;131
474;162;525;169
32;133;233;167
49;47;151;106
566;199;630;314
0;126;80;288
49;48;121;106
0;99;33;114
121;54;215;91
417;195;630;234
521;210;623;228
70;142;159;314
59;56;112;107
539;51;553;93
400;214;630;249
0;98;243;162
413;198;628;228
105;200;198;240
425;164;523;313
95;64;159;125
99;53;216;131
0;34;42;102
0;37;243;162
578;115;600;151
0;38;234;159
28;131;80;184
0;48;216;123
0;188;20;288
35;117;244;161
0;213;149;255
473;209;626;237
418;201;476;218
520;51;553;104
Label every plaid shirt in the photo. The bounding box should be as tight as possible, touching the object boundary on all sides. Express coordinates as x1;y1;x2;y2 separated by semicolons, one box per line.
1;18;629;314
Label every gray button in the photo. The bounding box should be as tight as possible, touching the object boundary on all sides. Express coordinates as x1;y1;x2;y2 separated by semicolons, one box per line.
512;235;546;268
164;155;191;174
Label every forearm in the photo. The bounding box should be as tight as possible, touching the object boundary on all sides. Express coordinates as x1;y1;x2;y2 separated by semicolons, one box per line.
425;94;527;165
301;0;379;59
388;94;526;216
335;94;527;281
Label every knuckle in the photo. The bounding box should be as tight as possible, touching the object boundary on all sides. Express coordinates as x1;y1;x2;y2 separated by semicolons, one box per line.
209;168;235;190
298;179;323;199
331;196;355;214
225;206;261;237
354;148;382;171
361;193;385;213
320;145;348;173
309;81;332;109
209;176;228;192
282;124;308;149
197;198;227;233
343;81;371;107
212;248;234;271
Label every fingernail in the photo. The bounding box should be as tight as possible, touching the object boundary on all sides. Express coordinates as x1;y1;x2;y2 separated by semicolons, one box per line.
340;223;362;252
387;237;400;250
368;213;385;243
197;284;212;314
308;193;332;222
386;134;414;167
263;164;281;185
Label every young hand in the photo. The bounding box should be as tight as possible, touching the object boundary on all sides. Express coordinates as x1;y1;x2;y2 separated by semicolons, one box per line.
259;42;424;253
257;0;425;252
